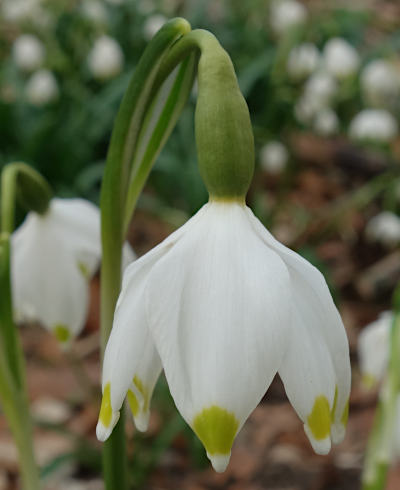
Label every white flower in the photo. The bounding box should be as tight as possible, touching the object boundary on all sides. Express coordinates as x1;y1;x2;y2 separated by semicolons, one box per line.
358;311;392;389
97;200;351;472
1;0;39;23
314;108;339;136
365;211;400;248
259;141;289;174
361;59;400;107
11;198;134;345
81;0;108;23
349;109;398;143
287;43;320;80
12;34;45;72
304;72;337;105
143;14;168;41
270;0;307;36
25;69;59;106
87;36;124;80
323;38;360;80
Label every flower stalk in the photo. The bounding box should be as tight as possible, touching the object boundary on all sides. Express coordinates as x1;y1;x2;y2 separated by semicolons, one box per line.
0;162;51;490
362;284;400;490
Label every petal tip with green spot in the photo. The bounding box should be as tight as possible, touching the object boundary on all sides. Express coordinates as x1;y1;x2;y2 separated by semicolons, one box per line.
207;452;231;473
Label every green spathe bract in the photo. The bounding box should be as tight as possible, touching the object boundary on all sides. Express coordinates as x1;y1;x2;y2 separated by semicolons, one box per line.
195;32;254;199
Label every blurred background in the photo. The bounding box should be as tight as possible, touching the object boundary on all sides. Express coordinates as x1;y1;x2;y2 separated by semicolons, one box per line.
1;0;400;488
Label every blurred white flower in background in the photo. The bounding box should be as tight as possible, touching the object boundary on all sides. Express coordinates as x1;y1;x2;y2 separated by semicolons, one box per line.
143;14;168;40
358;311;392;389
88;35;124;80
361;59;400;107
287;43;320;80
323;38;360;79
12;34;45;72
270;0;307;36
1;0;40;23
349;109;398;143
25;69;59;106
313;108;339;136
81;0;108;23
137;0;156;15
259;141;289;174
365;211;400;248
304;72;337;105
104;0;125;5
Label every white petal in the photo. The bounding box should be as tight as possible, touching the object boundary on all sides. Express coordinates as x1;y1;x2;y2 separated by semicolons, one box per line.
145;202;291;468
246;208;351;446
98;206;208;440
11;212;89;342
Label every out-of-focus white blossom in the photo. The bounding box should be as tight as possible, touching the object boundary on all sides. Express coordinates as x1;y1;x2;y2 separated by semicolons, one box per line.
349;109;398;143
323;38;360;80
25;70;59;106
361;59;400;107
365;211;400;248
104;0;125;5
304;72;337;104
137;0;156;14
12;34;45;72
81;0;108;23
88;36;124;80
314;108;339;136
287;43;320;80
143;14;168;40
358;311;392;389
2;0;39;23
259;141;289;174
270;0;307;36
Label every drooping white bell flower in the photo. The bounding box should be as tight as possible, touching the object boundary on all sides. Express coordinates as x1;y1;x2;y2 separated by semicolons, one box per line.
361;59;400;107
81;0;108;24
259;141;289;174
349;109;398;143
295;73;337;124
358;311;392;389
287;43;320;80
313;108;339;136
323;38;360;80
270;0;307;36
143;14;168;41
365;211;400;248
12;34;45;72
97;200;351;472
11;198;135;345
25;69;59;106
87;35;124;80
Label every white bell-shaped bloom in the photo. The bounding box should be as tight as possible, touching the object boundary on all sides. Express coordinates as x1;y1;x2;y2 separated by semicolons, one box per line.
12;198;134;345
97;200;351;472
349;109;398;143
81;0;108;24
365;211;400;248
287;43;320;80
313;108;339;136
143;14;168;41
361;59;400;107
270;0;307;36
25;69;59;106
87;35;124;80
323;38;360;80
295;73;337;125
259;141;289;174
12;34;45;72
358;311;392;389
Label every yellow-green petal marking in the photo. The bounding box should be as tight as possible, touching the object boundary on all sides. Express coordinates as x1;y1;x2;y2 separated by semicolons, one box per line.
53;324;70;343
307;396;331;440
193;406;239;455
99;383;112;428
127;375;149;417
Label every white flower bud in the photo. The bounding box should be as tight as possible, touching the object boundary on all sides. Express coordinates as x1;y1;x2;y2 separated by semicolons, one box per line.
143;14;168;40
25;69;58;106
259;141;289;174
2;0;39;23
81;0;107;23
270;0;307;36
365;211;400;248
304;72;337;105
88;35;124;80
287;43;320;80
361;59;400;107
323;38;360;80
313;108;339;136
349;109;398;143
358;311;392;389
12;34;45;72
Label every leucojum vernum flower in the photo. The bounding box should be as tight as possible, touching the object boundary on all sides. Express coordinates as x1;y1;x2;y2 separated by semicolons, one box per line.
11;198;134;345
96;21;351;473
